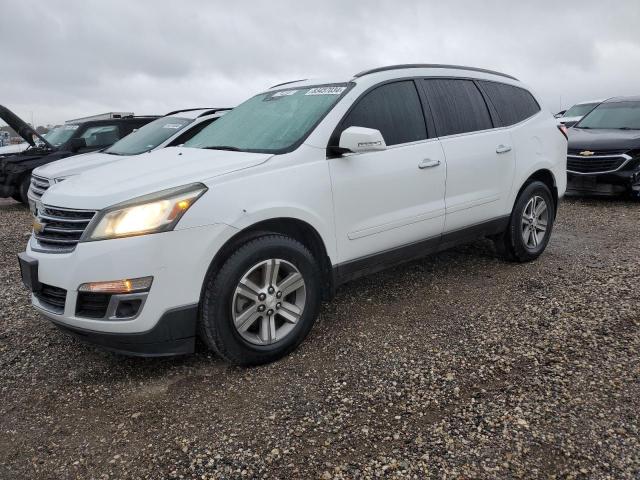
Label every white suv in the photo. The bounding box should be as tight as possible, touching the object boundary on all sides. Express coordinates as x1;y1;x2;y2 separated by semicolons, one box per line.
28;108;230;204
19;64;567;365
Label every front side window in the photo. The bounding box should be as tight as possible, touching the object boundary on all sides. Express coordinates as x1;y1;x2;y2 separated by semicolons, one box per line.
576;101;640;130
185;84;351;153
340;80;428;146
563;103;598;119
479;81;540;126
81;125;120;147
106;116;192;155
422;79;493;136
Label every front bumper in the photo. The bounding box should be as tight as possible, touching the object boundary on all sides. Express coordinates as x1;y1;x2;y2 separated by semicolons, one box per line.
567;170;640;197
21;222;237;356
50;305;198;357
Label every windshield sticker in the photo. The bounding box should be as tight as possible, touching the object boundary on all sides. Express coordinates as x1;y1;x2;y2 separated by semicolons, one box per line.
162;123;184;129
273;90;298;97
305;86;346;96
64;124;80;130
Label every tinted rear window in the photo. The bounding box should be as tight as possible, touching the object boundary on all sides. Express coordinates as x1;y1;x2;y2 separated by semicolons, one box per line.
479;81;540;126
341;80;427;146
421;79;493;136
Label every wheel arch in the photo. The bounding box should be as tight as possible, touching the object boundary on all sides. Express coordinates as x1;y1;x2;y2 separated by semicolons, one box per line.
516;168;558;217
200;217;335;304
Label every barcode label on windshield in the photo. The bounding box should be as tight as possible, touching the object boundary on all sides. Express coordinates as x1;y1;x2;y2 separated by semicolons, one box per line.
305;87;346;96
163;124;184;129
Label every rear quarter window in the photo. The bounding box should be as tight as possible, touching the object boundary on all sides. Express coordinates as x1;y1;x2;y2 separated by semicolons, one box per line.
479;81;540;126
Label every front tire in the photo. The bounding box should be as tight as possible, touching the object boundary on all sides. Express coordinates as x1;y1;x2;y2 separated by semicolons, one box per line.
199;234;322;366
18;175;31;205
499;181;555;262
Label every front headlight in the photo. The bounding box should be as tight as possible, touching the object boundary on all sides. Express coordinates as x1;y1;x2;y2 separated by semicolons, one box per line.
82;183;207;241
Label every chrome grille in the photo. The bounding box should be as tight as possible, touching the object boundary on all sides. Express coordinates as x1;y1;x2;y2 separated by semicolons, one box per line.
31;205;96;253
567;153;631;174
29;175;51;200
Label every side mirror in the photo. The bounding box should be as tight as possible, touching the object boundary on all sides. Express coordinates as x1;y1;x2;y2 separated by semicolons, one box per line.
69;137;87;152
337;126;387;154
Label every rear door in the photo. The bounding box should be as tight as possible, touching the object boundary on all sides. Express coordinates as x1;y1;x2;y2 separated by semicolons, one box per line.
329;80;446;265
420;78;515;232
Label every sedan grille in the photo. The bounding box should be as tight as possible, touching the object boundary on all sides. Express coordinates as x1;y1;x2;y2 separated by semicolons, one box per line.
29;175;51;200
567;156;628;174
31;205;96;253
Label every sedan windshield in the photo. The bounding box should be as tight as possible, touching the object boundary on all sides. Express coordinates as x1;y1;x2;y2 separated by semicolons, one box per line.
105;116;192;155
563;103;598;118
44;125;79;147
577;101;640;130
184;84;351;153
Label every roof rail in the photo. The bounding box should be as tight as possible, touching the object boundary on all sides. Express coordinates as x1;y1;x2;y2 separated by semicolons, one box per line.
164;107;231;116
197;108;232;117
353;64;518;81
270;79;308;89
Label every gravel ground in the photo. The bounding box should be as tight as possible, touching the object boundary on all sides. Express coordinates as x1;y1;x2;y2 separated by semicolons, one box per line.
0;196;639;479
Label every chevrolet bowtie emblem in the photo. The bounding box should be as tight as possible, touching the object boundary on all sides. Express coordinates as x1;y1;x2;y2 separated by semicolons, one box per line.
33;218;46;234
580;150;595;156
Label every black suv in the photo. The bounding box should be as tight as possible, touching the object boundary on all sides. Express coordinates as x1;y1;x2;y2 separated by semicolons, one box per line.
567;96;640;197
0;105;157;204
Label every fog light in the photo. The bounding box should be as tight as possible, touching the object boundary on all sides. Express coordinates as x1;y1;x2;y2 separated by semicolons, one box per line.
78;276;153;294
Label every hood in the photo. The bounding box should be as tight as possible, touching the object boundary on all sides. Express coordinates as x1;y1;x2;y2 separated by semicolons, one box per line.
567;128;640;152
0;142;29;156
42;146;272;209
34;151;116;180
0;105;52;149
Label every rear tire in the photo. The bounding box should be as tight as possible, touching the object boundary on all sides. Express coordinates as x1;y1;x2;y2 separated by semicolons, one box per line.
499;181;555;262
199;234;322;366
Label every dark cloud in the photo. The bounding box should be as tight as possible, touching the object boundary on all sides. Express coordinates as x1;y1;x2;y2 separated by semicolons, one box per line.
1;0;639;125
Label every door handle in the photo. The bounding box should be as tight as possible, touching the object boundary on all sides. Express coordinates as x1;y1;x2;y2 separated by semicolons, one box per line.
418;159;441;169
496;144;512;154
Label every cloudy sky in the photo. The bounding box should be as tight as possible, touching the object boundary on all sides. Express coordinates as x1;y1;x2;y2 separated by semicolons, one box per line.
1;0;639;126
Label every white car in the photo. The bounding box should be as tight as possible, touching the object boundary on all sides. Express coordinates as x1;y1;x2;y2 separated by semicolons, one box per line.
28;108;230;202
557;99;605;127
19;64;567;365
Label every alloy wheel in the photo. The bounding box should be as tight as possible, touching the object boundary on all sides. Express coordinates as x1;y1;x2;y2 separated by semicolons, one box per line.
521;195;548;249
231;259;306;345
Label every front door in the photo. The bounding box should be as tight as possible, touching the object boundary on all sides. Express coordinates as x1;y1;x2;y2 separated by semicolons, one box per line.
329;80;447;265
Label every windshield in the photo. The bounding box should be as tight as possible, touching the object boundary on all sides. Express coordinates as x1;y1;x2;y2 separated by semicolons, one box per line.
563;103;598;118
576;101;640;130
184;84;351;153
44;125;79;147
105;116;192;155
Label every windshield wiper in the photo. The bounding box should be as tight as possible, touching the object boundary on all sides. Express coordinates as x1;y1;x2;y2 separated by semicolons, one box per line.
617;127;639;130
204;145;241;151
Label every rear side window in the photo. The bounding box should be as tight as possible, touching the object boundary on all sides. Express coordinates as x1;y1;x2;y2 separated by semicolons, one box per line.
421;79;493;136
341;80;427;146
479;81;540;126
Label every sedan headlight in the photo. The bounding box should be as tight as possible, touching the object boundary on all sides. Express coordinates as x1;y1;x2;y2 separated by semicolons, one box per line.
83;183;207;241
